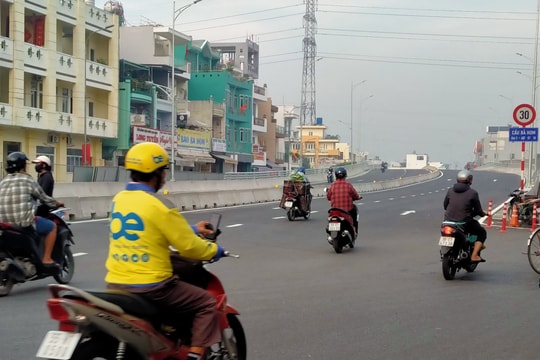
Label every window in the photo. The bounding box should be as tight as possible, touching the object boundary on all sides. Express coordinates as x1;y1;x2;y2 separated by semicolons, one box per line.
31;77;43;108
240;128;250;143
58;88;72;113
306;143;315;151
88;102;94;117
36;146;55;169
67;148;82;172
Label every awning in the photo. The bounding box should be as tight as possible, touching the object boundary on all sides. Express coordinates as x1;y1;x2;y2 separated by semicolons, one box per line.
176;148;215;164
212;153;238;164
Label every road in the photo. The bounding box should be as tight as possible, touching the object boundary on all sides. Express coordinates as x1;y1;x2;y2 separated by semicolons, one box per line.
2;169;539;360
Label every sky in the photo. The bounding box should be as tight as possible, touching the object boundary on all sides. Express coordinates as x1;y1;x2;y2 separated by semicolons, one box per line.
99;0;540;168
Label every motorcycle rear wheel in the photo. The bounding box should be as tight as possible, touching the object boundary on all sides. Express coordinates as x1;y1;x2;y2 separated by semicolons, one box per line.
332;238;343;254
70;337;143;360
303;211;310;220
287;209;295;221
54;245;75;284
442;255;456;280
0;271;14;297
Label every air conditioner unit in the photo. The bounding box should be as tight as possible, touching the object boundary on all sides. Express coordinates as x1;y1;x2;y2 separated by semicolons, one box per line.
47;133;59;143
66;135;73;146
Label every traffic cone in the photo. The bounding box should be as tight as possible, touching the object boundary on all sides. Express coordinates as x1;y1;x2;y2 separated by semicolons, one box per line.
500;202;507;233
486;199;493;228
509;204;520;227
532;203;537;232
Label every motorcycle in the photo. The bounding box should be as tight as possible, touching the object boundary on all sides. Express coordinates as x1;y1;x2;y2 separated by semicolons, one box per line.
439;220;482;280
36;222;246;360
507;189;536;226
327;171;334;184
0;207;75;296
281;180;311;221
326;205;359;254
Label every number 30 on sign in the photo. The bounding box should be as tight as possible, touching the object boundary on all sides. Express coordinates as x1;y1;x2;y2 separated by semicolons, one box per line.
513;103;536;127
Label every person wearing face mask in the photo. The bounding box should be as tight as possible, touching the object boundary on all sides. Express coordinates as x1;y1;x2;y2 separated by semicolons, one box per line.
32;155;55;217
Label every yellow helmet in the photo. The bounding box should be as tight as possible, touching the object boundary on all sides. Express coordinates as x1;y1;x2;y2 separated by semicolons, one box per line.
125;142;169;173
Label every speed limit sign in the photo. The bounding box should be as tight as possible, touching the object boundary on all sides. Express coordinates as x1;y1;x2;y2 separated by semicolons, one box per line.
513;103;536;126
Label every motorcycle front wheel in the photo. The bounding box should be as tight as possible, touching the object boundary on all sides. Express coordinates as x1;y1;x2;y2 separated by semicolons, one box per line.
442;255;456;280
54;245;75;284
210;314;247;360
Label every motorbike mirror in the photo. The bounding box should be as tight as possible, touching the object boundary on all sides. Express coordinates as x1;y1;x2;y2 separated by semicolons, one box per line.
323;187;327;193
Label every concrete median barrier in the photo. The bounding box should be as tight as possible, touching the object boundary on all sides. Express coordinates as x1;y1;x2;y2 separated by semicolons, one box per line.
54;168;440;220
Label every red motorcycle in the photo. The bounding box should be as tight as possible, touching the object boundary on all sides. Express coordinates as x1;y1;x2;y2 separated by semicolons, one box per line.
36;251;246;360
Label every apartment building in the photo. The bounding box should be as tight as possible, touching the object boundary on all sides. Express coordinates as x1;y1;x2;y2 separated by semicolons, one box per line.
0;0;120;181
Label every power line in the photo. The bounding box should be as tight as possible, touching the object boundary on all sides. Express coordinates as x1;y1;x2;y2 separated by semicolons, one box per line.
317;9;536;21
318;3;536;16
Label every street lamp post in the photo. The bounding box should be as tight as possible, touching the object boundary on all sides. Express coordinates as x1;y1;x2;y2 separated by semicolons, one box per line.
83;24;113;166
170;0;203;181
350;80;366;163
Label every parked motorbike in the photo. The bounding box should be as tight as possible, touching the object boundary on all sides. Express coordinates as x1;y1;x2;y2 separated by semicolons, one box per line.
326;205;359;254
507;189;535;226
0;207;75;297
36;221;246;360
439;220;482;280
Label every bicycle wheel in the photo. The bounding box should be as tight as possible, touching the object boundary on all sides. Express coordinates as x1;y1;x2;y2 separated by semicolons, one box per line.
527;228;540;274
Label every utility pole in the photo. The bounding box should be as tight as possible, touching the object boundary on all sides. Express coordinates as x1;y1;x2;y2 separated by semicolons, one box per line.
300;0;317;167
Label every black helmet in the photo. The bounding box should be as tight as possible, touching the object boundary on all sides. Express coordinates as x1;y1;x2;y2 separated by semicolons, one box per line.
456;170;472;184
335;167;347;179
6;152;29;173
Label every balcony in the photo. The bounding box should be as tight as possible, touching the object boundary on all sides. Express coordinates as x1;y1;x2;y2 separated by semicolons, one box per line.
57;0;77;24
275;125;286;138
15;107;52;130
87;116;116;138
56;52;77;81
23;43;48;76
25;0;47;13
0;102;12;126
0;36;13;66
213;102;225;117
85;3;114;33
86;60;113;90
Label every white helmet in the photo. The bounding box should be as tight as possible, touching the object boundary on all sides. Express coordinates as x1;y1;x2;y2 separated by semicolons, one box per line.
32;155;51;166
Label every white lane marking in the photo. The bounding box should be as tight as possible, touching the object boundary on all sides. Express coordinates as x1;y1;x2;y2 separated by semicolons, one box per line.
272;207;281;210
410;195;416;197
373;200;381;203
400;196;406;198
73;252;88;257
273;216;287;219
420;193;425;196
226;224;243;228
400;210;416;216
389;198;395;200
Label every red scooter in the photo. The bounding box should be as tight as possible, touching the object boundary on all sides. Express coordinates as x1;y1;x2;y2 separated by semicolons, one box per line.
36;251;245;360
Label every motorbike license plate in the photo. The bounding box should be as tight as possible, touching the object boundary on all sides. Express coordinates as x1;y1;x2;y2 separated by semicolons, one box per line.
328;222;340;231
36;331;82;360
438;236;455;247
284;201;293;208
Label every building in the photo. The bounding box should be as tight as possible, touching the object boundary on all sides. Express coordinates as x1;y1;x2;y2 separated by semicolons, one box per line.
475;125;525;166
0;0;120;181
295;120;342;169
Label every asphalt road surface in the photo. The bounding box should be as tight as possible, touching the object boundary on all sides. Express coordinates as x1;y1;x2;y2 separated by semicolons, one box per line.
2;169;539;360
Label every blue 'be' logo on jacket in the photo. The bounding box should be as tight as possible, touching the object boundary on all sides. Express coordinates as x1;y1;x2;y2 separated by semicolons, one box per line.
110;202;144;241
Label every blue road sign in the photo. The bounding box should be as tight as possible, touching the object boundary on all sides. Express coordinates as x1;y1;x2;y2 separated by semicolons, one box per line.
509;127;538;142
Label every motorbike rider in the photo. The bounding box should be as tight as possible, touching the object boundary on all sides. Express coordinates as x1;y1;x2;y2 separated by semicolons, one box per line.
288;167;312;211
326;167;362;234
32;155;55;217
104;142;225;360
0;152;64;270
327;167;334;183
443;170;487;263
